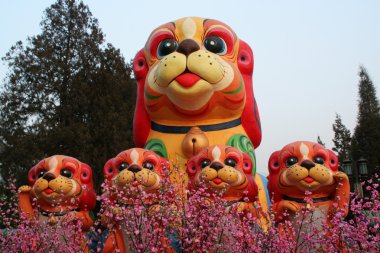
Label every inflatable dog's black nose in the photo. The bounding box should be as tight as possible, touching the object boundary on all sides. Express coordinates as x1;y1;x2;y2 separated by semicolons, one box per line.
43;173;56;182
301;160;315;170
177;39;200;56
128;165;142;173
210;162;224;171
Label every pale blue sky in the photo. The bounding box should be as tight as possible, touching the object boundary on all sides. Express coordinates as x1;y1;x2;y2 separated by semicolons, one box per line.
1;1;379;175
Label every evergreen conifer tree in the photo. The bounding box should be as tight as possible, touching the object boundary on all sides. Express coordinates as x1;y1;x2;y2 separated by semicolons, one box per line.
0;0;136;187
332;114;352;163
351;66;380;173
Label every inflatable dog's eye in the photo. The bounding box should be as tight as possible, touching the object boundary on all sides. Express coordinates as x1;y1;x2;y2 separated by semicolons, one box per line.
203;36;227;55
224;158;237;168
157;39;178;58
200;159;211;168
61;168;73;178
118;162;129;171
313;156;325;165
286;157;298;167
38;169;47;178
142;161;155;170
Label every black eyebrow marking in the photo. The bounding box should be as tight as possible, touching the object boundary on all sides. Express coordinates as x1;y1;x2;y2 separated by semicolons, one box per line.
170;22;176;28
203;19;210;27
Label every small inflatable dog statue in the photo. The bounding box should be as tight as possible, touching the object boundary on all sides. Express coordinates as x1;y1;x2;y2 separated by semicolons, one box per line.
18;155;96;252
100;148;173;253
267;141;350;244
186;145;258;212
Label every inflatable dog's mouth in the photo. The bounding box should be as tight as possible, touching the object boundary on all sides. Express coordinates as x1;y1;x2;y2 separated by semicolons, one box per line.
279;162;335;192
147;49;234;112
175;72;201;88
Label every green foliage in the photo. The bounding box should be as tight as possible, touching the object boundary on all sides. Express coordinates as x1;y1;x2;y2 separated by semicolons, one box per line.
351;66;380;173
0;0;136;189
332;113;352;162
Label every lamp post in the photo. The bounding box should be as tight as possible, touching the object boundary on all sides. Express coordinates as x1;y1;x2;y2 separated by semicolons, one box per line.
341;158;368;197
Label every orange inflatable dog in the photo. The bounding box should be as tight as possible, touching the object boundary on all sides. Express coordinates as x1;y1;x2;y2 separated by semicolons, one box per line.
267;141;350;224
18;155;96;250
101;148;172;253
186;145;259;213
132;16;268;210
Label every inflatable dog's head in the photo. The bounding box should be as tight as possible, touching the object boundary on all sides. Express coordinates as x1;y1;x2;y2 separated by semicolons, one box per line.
28;155;96;211
186;145;258;202
133;17;261;149
103;148;169;193
267;141;340;201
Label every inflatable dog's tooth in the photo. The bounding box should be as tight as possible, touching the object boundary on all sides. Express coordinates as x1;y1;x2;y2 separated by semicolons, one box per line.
132;17;268;209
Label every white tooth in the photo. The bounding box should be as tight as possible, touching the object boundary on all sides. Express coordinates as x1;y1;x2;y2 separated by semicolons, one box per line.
130;149;139;164
300;143;310;160
212;146;221;161
182;18;196;39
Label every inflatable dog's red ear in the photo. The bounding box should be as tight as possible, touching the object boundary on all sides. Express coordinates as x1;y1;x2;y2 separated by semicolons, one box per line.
133;49;148;81
242;152;253;175
133;49;150;148
28;162;41;186
103;158;118;183
159;157;170;173
237;40;254;76
238;40;261;149
80;163;93;185
267;150;282;203
242;152;258;202
327;149;339;172
186;158;198;177
268;151;281;175
78;163;96;211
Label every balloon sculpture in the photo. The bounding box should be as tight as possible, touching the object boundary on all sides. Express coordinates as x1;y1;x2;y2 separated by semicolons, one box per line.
13;17;352;253
101;148;172;253
267;141;350;229
18;155;96;251
186;145;258;213
132;16;269;210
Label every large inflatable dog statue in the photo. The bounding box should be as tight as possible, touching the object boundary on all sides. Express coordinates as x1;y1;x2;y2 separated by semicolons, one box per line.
132;17;268;209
